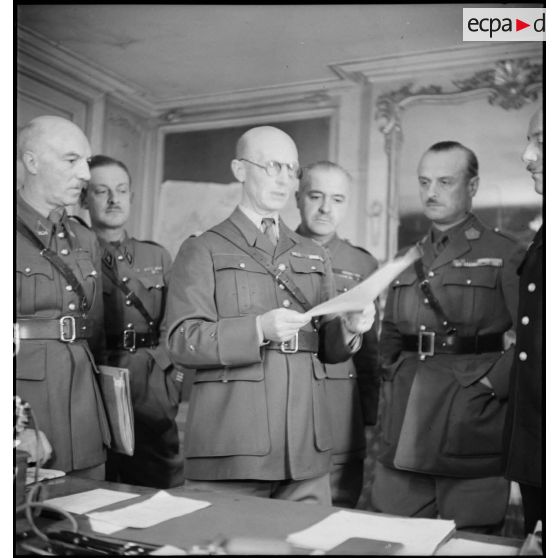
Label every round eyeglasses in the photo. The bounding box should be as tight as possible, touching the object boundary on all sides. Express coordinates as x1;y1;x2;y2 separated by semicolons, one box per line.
238;158;302;179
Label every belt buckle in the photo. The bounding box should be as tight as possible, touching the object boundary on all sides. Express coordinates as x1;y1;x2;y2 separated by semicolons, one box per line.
59;316;76;343
280;332;298;354
122;329;136;352
418;331;435;360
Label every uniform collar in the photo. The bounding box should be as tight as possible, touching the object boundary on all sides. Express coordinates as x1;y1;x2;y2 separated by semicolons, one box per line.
100;231;134;267
17;191;68;247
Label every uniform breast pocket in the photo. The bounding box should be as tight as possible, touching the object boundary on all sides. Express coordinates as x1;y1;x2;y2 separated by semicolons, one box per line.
442;267;498;324
334;275;356;295
391;271;418;324
289;256;325;305
213;254;268;317
16;257;55;314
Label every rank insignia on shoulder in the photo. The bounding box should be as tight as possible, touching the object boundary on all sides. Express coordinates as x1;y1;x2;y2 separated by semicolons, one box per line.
452;258;503;268
333;268;363;282
36;221;49;236
290;251;325;262
143;266;163;273
464;227;481;240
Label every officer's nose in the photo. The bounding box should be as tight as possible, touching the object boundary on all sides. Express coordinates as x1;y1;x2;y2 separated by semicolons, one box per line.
426;182;439;199
522;141;538;165
319;197;332;214
77;159;91;181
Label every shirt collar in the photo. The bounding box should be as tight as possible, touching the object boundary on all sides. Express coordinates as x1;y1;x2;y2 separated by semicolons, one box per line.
431;213;474;244
238;204;279;232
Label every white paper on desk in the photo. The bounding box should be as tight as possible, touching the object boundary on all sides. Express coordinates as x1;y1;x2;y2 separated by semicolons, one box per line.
302;245;421;318
287;510;455;554
88;491;211;529
434;538;518;555
44;488;140;515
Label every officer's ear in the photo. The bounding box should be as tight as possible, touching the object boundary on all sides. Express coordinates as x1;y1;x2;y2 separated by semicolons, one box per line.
231;159;246;183
467;175;479;198
21;151;38;175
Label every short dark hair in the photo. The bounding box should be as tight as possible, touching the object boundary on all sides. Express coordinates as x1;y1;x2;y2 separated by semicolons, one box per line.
88;155;132;185
299;161;352;192
424;141;479;181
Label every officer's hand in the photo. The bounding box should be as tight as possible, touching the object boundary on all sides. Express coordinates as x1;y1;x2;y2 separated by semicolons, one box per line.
16;428;53;466
260;308;311;342
342;303;376;334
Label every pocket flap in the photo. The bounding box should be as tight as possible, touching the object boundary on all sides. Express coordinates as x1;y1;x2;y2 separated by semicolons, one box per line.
392;269;417;288
137;273;165;290
213;254;266;274
16;257;53;280
450;354;499;386
443;267;498;288
16;343;47;380
325;362;356;379
194;362;264;383
289;257;325;275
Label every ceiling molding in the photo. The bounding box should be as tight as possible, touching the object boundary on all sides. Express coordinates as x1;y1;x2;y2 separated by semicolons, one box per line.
329;43;544;83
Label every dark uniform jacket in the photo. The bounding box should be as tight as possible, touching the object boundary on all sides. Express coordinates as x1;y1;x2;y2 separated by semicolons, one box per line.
504;225;543;487
296;231;381;465
99;234;184;487
165;208;357;481
379;213;525;478
16;193;110;472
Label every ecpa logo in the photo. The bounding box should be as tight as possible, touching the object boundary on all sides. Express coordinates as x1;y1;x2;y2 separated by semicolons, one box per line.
463;8;545;42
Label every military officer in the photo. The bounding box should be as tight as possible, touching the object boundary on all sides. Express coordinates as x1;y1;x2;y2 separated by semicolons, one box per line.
16;115;109;478
82;155;184;488
165;126;375;505
372;141;525;532
504;107;543;535
296;161;380;508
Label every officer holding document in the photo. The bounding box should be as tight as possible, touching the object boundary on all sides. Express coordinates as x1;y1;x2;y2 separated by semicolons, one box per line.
372;141;525;533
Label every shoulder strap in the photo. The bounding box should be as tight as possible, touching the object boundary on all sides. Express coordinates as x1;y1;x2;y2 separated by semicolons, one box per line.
17;217;91;313
211;221;316;316
101;257;158;331
413;258;456;335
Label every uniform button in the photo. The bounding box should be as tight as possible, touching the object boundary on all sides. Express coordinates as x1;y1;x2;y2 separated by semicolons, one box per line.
155;284;162;289
68;302;76;311
24;267;31;273
57;231;65;238
420;325;426;331
466;279;472;285
127;323;134;328
521;316;530;325
343;287;348;292
428;271;435;278
117;255;124;261
222;379;229;383
395;280;400;285
348;373;354;378
282;300;291;308
527;283;536;292
122;276;129;283
60;249;69;256
239;263;246;269
188;344;195;351
277;263;286;272
65;285;73;291
149;321;155;327
125;300;132;306
519;352;527;361
91;270;97;277
311;265;316;270
494;227;500;233
179;327;185;334
423;298;429;304
279;284;285;290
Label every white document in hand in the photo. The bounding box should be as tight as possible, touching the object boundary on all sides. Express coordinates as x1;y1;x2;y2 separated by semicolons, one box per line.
287;510;455;555
302;245;421;318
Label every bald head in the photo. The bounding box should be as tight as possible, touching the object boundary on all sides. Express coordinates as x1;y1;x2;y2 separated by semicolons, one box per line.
18;115;92;216
235;126;297;160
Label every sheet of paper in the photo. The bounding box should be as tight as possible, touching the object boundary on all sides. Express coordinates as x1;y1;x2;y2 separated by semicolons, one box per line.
434;538;518;555
25;467;66;485
88;491;211;529
302;245;421;318
87;518;123;535
44;488;140;515
287;510;455;555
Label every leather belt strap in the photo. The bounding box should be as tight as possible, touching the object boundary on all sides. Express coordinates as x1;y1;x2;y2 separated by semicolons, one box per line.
266;330;319;353
17;317;94;342
401;332;505;355
106;331;159;351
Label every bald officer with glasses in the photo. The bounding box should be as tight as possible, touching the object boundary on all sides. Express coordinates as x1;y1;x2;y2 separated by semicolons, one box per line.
165;126;375;504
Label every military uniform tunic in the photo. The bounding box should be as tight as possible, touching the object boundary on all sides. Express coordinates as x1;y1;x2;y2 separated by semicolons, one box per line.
99;234;184;488
504;225;543;487
166;208;356;482
378;214;525;478
16;193;110;472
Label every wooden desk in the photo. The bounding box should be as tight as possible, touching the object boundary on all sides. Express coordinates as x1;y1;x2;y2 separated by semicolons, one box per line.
17;476;523;555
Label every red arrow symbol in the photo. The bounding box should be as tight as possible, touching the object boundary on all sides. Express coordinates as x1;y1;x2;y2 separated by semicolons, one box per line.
516;19;530;31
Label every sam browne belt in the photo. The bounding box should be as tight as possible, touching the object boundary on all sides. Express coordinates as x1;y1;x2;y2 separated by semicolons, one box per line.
401;332;505;357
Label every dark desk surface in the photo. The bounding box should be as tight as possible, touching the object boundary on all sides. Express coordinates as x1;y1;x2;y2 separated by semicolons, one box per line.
17;476;523;555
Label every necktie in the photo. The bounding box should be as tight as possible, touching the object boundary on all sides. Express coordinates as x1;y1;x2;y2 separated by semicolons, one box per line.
434;235;449;256
261;217;277;246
